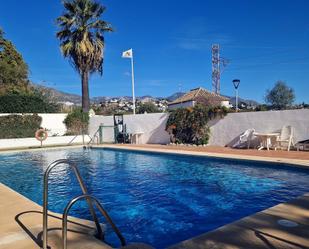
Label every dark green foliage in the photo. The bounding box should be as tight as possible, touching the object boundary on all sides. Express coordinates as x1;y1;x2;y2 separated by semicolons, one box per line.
0;114;42;138
0;92;59;113
137;102;160;114
265;81;295;110
255;104;269;112
64;108;89;135
166;105;227;145
0;28;29;90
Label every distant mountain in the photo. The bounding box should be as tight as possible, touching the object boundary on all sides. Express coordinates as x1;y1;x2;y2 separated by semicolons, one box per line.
227;96;259;106
33;84;259;106
166;92;186;102
92;95;166;103
33;84;82;104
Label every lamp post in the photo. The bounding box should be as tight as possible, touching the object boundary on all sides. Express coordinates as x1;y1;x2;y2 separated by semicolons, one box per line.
232;79;240;112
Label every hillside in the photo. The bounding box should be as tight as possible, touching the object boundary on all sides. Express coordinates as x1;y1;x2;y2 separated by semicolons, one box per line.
33;84;259;106
33;84;82;104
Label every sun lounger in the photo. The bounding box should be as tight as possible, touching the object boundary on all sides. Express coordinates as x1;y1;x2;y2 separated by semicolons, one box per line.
232;128;256;149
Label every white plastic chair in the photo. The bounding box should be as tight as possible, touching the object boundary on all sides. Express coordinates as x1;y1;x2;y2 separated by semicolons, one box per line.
233;128;255;149
275;126;295;151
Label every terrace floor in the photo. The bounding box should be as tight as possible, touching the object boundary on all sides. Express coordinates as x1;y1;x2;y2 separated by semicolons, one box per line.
1;145;309;249
0;183;113;249
97;144;309;249
0;183;152;249
104;144;309;167
168;193;309;249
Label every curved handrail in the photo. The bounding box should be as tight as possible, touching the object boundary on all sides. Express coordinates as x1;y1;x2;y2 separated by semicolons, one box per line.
88;128;100;145
62;194;126;249
42;159;103;249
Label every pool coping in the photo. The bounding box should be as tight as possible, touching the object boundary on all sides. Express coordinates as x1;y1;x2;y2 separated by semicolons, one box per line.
92;144;309;169
167;192;309;249
0;182;113;249
0;145;309;248
0;144;84;154
0;144;308;168
91;145;309;248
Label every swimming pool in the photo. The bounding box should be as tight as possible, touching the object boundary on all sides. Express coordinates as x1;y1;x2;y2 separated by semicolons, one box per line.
0;148;308;248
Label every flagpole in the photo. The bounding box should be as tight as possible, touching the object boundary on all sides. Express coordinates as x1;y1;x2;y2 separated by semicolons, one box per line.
130;51;136;115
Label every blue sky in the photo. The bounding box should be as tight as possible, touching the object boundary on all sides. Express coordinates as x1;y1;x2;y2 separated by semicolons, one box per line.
0;0;308;103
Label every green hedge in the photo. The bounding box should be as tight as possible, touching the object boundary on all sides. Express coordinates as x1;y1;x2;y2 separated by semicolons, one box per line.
166;105;227;145
0;114;42;138
0;93;59;113
63;109;89;135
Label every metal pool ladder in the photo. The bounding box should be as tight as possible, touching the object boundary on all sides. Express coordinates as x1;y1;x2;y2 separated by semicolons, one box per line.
42;159;126;249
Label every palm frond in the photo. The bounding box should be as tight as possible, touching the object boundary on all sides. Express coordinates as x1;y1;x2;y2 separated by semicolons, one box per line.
56;0;112;77
88;20;113;32
63;1;76;15
56;29;72;40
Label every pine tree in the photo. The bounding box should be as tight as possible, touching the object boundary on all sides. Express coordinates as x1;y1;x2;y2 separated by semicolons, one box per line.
0;27;29;93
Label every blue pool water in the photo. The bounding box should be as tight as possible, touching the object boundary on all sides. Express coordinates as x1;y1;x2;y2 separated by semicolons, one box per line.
0;148;308;248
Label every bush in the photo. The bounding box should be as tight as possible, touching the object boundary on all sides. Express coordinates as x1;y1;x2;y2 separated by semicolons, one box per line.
64;109;89;135
0;114;42;138
166;105;227;145
0;92;59;113
137;102;160;114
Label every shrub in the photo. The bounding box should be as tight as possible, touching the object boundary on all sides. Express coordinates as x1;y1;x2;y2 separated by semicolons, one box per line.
137;102;160;114
0;114;42;138
166;105;227;145
64;109;89;135
0;92;59;113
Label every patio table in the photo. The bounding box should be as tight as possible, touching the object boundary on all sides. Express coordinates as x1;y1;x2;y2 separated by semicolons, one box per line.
253;132;280;151
130;131;144;144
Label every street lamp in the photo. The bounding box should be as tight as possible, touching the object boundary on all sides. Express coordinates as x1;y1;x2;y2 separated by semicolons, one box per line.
232;79;240;112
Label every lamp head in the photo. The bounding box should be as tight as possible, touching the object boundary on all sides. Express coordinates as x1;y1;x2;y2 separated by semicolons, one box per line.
233;79;240;89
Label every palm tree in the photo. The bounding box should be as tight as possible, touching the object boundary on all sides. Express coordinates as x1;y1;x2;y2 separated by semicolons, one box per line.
56;0;113;112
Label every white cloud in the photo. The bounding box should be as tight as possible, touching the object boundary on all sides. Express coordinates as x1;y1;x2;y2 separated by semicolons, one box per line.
171;17;232;50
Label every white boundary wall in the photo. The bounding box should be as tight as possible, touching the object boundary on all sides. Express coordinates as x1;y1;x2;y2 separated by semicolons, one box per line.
0;113;68;136
208;109;309;146
89;113;170;144
0;113;89;150
0;135;89;150
89;110;309;146
2;110;305;148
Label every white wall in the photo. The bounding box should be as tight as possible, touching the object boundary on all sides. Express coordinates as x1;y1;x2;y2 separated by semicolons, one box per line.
208;109;309;146
0;113;91;149
0;113;67;136
87;109;309;146
0;135;90;150
89;113;170;144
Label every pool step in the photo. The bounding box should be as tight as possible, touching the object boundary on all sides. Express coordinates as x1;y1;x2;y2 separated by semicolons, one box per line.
42;159;154;249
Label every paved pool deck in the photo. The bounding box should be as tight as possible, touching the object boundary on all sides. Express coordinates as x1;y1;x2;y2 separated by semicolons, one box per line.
0;183;152;249
168;193;309;249
0;183;113;249
0;145;309;249
95;144;309;168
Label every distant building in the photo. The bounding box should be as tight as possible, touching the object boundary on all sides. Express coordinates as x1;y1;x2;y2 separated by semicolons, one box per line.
57;101;75;112
140;97;155;104
168;87;230;109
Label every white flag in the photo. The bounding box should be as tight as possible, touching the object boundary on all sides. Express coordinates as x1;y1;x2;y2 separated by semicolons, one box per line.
122;49;133;58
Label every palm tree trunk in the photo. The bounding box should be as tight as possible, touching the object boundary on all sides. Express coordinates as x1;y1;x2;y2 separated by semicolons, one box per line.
81;71;90;112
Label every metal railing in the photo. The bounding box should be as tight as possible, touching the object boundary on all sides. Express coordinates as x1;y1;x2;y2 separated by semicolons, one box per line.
62;194;126;249
42;159;103;249
87;128;100;145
